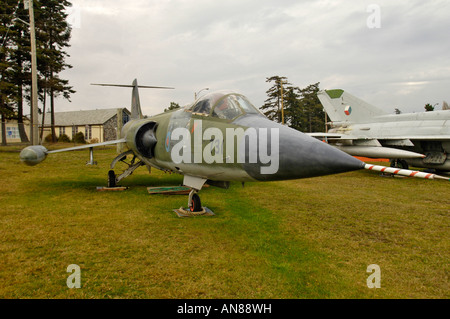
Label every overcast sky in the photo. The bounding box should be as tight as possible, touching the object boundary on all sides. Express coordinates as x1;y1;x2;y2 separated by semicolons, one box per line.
51;0;450;116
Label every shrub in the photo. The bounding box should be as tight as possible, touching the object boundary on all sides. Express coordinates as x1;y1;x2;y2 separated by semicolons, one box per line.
44;134;54;143
73;132;86;144
58;134;71;143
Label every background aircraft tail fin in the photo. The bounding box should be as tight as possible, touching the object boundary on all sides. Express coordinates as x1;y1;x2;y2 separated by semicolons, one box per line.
443;100;449;110
318;89;387;123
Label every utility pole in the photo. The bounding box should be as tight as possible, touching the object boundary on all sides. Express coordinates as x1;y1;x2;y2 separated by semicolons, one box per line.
278;78;285;125
25;0;39;145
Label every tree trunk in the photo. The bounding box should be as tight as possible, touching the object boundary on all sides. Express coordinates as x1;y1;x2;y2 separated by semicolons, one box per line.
1;102;7;146
309;112;312;133
40;87;47;140
17;82;29;143
50;81;56;143
1;115;6;146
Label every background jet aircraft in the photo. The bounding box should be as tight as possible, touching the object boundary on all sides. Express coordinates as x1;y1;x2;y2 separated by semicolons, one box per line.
19;81;449;213
312;89;450;172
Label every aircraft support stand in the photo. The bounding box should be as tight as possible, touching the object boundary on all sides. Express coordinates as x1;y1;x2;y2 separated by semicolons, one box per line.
86;147;97;165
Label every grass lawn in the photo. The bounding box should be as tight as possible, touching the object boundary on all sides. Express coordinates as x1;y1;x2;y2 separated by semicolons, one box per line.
0;144;448;298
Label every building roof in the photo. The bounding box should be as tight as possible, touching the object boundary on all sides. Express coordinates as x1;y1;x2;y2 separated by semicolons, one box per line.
40;108;130;126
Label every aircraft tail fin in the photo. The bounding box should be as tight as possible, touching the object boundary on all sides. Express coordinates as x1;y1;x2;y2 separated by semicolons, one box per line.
131;79;143;120
91;79;174;119
318;89;387;123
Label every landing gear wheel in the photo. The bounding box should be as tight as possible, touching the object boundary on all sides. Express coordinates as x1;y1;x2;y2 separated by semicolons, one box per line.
390;159;408;170
107;170;116;188
189;193;202;212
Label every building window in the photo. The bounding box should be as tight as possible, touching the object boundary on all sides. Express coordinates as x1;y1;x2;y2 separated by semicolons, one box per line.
59;127;66;136
123;112;130;125
85;125;92;140
6;127;19;139
72;126;78;137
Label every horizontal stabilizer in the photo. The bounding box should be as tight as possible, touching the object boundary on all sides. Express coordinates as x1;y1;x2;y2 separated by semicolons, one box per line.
91;83;174;89
92;79;174;120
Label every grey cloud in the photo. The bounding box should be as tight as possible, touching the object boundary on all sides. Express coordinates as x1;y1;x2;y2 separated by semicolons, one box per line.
57;0;450;117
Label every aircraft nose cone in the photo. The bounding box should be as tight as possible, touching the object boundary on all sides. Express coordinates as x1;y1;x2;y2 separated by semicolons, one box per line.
234;115;364;181
274;129;364;180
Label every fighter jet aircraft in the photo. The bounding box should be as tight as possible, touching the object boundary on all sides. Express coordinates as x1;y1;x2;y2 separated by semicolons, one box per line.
312;89;450;172
19;81;448;213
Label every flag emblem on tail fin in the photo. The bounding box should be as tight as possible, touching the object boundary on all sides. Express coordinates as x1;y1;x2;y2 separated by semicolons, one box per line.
344;105;352;116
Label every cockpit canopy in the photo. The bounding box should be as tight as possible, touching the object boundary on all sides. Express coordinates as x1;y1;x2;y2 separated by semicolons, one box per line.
187;91;263;120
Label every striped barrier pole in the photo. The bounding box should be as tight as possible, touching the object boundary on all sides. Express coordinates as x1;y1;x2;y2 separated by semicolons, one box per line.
364;164;450;181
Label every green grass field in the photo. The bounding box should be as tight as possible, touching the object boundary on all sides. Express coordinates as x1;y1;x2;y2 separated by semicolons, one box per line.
0;144;448;298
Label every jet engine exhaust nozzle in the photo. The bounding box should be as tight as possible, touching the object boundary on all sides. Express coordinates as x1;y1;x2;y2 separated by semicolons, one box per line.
135;121;158;158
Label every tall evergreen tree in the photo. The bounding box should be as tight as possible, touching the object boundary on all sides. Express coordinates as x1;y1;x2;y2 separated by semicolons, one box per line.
0;32;15;145
35;0;74;142
260;76;292;123
0;0;74;143
261;77;326;133
424;103;434;112
3;0;31;142
283;86;303;130
0;1;15;145
297;82;325;133
0;64;15;145
164;102;181;112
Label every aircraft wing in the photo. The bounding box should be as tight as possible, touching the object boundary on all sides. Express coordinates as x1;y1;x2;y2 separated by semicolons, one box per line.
380;136;450;141
20;139;126;166
46;139;126;154
308;133;450;141
307;133;343;139
307;133;426;159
